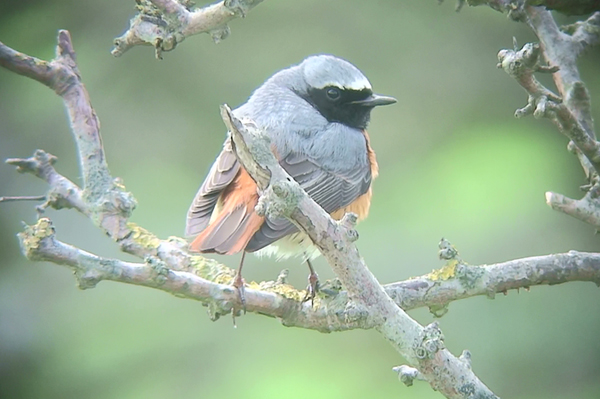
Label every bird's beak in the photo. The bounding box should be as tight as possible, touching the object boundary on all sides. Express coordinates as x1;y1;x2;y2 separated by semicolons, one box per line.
351;93;397;107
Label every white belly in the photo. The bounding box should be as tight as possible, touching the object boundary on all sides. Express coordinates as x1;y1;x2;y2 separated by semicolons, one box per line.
253;232;321;261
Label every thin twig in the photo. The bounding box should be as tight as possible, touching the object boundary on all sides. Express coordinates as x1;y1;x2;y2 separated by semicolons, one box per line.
0;195;46;203
5;150;89;214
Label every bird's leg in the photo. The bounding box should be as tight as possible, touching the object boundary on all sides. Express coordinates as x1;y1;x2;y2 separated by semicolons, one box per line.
302;257;320;306
233;251;247;315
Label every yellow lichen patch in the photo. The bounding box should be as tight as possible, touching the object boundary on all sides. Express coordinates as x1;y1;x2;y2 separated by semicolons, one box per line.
126;222;161;249
18;218;55;258
429;259;459;281
258;279;315;303
213;273;235;285
189;255;236;284
187;255;306;302
262;283;306;302
245;280;261;290
187;254;307;303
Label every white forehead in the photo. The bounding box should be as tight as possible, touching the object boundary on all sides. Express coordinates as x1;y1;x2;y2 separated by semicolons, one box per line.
301;55;372;91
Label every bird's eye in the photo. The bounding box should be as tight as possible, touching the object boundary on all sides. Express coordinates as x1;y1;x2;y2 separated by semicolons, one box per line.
326;87;341;101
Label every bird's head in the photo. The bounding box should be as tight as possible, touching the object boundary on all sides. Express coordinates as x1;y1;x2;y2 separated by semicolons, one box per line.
296;55;396;129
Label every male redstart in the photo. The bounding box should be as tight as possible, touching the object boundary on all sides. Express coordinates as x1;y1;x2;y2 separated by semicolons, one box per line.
186;54;396;303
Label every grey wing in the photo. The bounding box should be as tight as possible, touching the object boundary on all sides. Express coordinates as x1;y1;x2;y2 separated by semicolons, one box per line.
185;139;240;237
245;152;371;252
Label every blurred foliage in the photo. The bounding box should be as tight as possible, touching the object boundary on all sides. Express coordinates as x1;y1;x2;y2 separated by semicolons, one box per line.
1;1;600;398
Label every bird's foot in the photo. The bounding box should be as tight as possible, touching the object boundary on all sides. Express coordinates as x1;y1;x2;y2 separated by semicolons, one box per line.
232;271;247;315
302;270;320;307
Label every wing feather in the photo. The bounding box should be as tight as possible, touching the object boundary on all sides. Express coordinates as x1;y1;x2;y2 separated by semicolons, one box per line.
245;152;371;252
185;139;240;237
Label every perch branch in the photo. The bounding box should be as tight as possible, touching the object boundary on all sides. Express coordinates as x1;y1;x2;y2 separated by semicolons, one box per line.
17;216;600;332
18;218;322;327
222;106;499;398
112;0;265;58
4;27;600;399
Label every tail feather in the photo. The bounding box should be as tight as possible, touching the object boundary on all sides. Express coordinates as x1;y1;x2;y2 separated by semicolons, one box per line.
190;204;263;254
189;168;263;254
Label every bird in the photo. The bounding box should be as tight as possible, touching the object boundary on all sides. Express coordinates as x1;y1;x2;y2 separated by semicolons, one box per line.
185;54;396;305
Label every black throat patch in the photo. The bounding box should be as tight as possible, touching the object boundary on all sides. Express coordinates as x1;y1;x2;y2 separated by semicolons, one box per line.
302;87;374;130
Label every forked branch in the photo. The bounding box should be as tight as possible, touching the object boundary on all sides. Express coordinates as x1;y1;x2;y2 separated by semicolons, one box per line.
1;27;495;399
112;0;265;58
497;8;600;229
3;22;600;399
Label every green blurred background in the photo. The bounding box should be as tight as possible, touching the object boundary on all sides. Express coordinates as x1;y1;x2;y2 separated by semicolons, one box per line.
1;1;599;398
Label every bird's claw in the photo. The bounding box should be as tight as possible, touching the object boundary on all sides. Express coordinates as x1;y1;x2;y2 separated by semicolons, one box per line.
302;271;320;307
233;271;246;315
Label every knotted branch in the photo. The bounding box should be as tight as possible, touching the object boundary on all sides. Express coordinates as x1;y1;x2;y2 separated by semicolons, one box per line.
496;8;600;229
112;0;265;59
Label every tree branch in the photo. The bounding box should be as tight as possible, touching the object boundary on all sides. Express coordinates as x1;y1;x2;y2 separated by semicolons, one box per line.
112;0;265;59
496;8;600;229
3;23;600;399
0;31;203;267
5;150;88;214
2;31;137;239
390;245;600;314
221;106;499;398
527;9;598;138
0;42;54;87
497;40;600;172
527;9;600;227
528;0;600;16
545;186;600;228
19;215;600;334
18;218;314;326
456;0;600;17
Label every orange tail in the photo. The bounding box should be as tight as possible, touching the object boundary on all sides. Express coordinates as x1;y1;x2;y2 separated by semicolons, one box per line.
190;169;264;254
